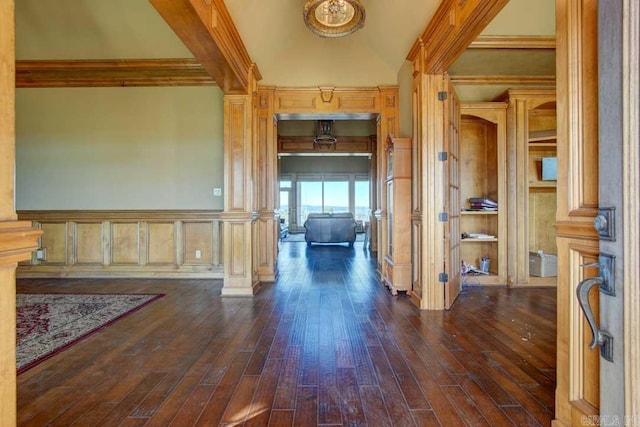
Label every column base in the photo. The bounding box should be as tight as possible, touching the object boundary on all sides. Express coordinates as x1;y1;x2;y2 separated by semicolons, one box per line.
220;280;261;297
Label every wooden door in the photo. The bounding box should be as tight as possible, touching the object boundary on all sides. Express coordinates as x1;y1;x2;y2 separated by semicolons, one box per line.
554;0;602;424
587;0;634;422
444;77;461;309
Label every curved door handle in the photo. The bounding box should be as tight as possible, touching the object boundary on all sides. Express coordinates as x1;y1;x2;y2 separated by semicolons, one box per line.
576;276;605;349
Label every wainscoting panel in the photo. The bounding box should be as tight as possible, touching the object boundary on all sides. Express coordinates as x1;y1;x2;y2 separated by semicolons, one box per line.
110;222;140;265
147;222;176;265
17;211;224;278
75;222;104;265
183;221;213;265
40;222;67;265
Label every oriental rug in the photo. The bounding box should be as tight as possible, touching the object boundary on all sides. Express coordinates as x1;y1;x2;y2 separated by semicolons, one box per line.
16;293;163;374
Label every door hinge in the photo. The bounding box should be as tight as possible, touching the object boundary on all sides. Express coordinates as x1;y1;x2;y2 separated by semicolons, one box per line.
439;272;449;283
438;212;449;222
438;152;448;161
438;91;448;101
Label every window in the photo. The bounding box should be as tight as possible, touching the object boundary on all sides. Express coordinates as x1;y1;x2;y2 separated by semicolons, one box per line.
354;180;370;222
279;178;293;226
323;181;349;213
295;175;369;226
298;181;323;224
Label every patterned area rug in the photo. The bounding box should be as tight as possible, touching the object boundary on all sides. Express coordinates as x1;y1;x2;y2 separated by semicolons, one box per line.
16;293;163;374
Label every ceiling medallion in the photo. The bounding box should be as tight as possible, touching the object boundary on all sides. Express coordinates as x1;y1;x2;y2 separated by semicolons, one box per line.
303;0;366;38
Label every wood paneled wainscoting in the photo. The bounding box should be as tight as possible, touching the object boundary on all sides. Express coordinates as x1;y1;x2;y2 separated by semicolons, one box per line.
16;211;224;279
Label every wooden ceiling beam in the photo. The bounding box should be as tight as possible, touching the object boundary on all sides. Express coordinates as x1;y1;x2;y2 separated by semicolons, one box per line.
407;0;509;74
149;0;260;94
15;59;215;88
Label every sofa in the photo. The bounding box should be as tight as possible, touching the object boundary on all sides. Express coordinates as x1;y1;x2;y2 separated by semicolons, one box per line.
304;213;357;247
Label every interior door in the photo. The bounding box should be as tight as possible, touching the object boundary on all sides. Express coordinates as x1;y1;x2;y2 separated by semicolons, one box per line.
585;1;626;421
444;76;461;309
554;0;602;424
556;0;640;426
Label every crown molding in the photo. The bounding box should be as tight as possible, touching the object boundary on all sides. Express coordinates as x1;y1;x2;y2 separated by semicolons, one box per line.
469;35;556;49
450;75;556;86
407;0;509;73
16;59;215;88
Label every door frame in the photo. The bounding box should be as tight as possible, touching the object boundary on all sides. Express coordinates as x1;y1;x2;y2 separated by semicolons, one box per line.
619;0;640;420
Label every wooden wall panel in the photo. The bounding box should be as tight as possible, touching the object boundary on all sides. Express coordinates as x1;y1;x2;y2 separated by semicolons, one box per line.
276;92;320;112
110;222;139;265
277;136;374;154
230;222;246;277
528;190;557;254
17;211;223;278
227;99;249;211
75;223;103;265
147;222;176;265
273;87;387;116
183;222;213;265
40;222;67;264
336;94;377;111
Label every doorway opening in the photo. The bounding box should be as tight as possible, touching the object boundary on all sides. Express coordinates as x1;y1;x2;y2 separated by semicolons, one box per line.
276;119;375;250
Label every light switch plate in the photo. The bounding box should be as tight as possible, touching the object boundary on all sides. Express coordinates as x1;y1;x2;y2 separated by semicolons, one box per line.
213;188;222;196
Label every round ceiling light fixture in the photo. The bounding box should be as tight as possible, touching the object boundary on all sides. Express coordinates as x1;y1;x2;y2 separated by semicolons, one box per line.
303;0;366;38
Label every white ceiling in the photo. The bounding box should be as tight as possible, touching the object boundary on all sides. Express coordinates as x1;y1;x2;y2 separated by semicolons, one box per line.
15;0;556;90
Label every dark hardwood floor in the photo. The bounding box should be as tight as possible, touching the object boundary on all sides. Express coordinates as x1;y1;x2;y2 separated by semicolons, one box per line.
17;240;556;426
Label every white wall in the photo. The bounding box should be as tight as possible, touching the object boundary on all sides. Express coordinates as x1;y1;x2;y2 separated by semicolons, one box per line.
15;86;224;210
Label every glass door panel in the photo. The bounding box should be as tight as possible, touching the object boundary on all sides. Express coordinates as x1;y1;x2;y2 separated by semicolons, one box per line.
298;181;323;224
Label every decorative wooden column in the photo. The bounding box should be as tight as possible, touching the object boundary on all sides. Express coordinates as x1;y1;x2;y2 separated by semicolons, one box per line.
255;87;278;282
221;86;260;296
0;3;42;424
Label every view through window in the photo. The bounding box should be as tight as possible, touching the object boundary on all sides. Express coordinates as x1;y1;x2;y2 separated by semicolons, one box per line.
296;179;369;225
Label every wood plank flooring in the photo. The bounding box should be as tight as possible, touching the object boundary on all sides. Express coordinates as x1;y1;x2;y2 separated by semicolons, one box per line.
16;240;556;426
